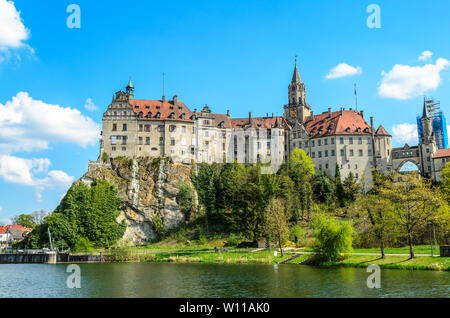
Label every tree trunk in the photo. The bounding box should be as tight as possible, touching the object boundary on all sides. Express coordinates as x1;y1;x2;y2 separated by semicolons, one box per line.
407;230;414;259
278;234;283;257
380;239;385;259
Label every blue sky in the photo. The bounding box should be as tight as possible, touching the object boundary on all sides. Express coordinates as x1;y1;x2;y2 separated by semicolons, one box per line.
1;0;450;222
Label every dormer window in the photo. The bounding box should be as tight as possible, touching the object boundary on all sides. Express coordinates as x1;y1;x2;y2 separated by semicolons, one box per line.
364;128;369;133
169;112;175;119
156;106;160;109
180;113;186;120
138;112;143;119
156;112;161;118
356;127;361;132
146;112;152;119
345;127;350;132
219;121;225;128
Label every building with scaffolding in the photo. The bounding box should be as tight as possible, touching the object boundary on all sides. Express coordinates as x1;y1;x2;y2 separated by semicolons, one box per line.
417;98;448;150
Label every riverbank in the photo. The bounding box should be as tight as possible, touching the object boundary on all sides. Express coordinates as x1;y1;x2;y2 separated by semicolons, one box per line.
138;250;450;271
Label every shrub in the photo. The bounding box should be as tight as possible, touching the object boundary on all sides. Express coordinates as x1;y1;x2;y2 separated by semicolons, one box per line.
101;152;109;163
74;237;95;253
290;225;305;246
312;214;354;262
225;234;241;247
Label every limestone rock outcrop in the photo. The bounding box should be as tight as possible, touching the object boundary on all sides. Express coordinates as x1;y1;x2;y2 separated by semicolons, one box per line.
78;157;197;245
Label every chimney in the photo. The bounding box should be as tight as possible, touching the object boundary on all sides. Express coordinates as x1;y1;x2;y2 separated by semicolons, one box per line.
311;111;314;121
227;110;230;117
162;95;165;103
173;94;178;105
194;108;197;113
266;112;269;118
349;107;352;111
249;112;252;125
340;107;344;115
370;117;374;134
272;112;274;118
360;110;364;118
328;107;332;118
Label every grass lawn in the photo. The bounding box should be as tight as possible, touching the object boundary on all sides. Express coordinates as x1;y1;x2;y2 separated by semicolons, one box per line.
299;245;442;256
321;254;450;271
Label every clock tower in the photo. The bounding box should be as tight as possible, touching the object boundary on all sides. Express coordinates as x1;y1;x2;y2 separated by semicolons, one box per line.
284;60;311;123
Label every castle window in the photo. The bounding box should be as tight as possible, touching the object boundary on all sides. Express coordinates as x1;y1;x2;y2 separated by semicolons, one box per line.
312;152;315;158
146;112;152;119
122;147;126;151
138;137;143;145
331;138;335;144
299;141;302;148
138;112;143;119
350;149;354;156
359;150;363;157
293;132;297;139
145;125;151;132
112;147;116;151
112;124;117;131
182;126;186;133
180;113;186;120
113;111;117;116
139;124;143;132
326;164;329;169
205;131;209;137
331;150;335;156
156;112;161;118
169;125;176;132
367;137;371;144
169;112;175;119
340;149;345;156
356;128;361;133
159;137;164;145
318;140;321;146
368;149;372;156
219;121;225;128
158;125;164;132
146;137;150;145
318;151;322;158
111;136;117;145
171;138;175;146
122;124;127;131
340;137;344;144
364;128;369;133
122;136;127;145
345;127;350;132
358;137;362;144
325;150;328;157
349;137;353;144
324;139;328;145
311;141;315;147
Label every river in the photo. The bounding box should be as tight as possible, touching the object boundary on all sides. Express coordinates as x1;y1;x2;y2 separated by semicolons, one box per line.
0;263;448;298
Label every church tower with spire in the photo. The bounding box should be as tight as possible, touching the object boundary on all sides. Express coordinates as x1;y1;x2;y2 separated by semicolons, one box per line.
284;60;311;123
126;78;134;100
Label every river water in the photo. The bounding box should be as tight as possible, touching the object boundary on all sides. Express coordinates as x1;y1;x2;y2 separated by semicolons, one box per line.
0;263;448;298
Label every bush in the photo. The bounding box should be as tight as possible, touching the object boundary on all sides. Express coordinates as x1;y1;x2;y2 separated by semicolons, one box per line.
312;214;354;262
290;225;305;246
106;246;138;262
225;234;241;247
74;237;95;253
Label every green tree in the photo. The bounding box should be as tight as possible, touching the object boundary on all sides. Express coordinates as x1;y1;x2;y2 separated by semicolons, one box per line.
12;214;37;228
343;172;360;203
176;181;195;221
312;213;354;262
313;172;335;204
263;198;290;256
74;237;95;252
380;172;449;258
440;162;450;202
334;164;346;207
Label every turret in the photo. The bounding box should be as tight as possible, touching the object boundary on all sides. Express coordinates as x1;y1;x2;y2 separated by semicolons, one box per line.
126;78;134;100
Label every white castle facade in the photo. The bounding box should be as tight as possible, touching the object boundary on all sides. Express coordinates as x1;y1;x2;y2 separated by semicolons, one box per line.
98;63;450;183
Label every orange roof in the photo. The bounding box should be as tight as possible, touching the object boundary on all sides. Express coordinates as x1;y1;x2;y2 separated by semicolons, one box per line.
303;110;372;138
376;125;391;136
433;148;450;159
129;99;194;122
230;116;286;129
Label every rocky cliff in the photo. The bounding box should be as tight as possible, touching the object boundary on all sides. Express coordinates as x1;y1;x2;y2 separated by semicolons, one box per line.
78;157;198;245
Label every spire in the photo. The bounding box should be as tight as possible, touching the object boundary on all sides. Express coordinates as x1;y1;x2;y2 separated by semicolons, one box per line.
127;77;133;89
422;98;429;118
291;56;301;83
126;77;134;100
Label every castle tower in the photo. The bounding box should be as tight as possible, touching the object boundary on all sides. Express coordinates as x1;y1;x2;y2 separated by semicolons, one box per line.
421;101;433;144
126;78;134;100
284;60;310;123
420;100;437;176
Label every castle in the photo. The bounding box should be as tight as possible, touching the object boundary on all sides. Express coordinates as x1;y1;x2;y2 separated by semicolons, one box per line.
99;63;450;184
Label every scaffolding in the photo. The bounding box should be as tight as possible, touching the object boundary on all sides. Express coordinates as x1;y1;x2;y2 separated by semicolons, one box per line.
417;98;448;149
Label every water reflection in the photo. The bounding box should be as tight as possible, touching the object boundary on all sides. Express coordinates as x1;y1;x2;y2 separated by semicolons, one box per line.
0;263;448;298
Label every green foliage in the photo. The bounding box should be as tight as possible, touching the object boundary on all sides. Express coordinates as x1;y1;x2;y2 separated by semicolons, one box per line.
23;179;126;249
12;214;37;228
263;198;290;255
152;213;165;237
290;225;305;245
101;152;109;163
225;234;242;247
313;172;335;204
335;164;346;207
343;172;360;203
176;181;194;221
312;213;354;262
74;237;95;252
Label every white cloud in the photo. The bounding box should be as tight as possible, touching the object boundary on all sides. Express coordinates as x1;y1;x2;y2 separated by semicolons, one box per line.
325;63;362;79
378;58;450;100
418;51;433;61
84;98;99;111
0;155;74;201
392;123;418;144
0;92;101;154
0;0;29;49
0;0;33;63
0;206;2;213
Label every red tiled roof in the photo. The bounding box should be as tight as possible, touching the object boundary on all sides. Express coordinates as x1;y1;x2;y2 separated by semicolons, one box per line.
231;116;286;129
0;224;32;234
0;226;6;234
129;99;194;122
376;125;391;136
433;148;450;159
304;110;372;138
